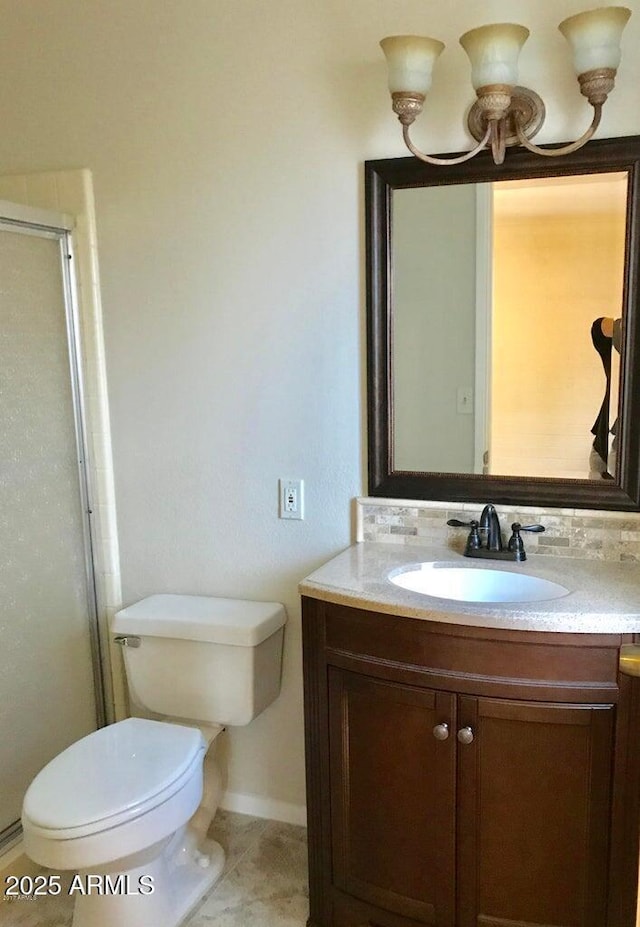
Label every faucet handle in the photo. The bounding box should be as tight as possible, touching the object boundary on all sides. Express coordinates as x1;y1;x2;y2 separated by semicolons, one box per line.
508;522;545;561
447;518;482;552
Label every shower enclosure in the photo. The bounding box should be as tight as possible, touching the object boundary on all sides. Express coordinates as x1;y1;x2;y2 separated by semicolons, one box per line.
0;202;104;850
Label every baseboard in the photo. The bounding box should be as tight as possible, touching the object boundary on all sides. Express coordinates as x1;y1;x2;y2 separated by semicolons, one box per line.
220;791;307;827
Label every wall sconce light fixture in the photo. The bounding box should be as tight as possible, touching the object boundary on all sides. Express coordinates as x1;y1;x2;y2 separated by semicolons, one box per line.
380;6;631;165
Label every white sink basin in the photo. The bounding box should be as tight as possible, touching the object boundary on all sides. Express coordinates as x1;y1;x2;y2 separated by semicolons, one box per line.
389;562;570;604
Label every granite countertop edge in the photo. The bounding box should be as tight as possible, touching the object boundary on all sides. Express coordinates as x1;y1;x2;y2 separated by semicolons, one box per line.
298;542;640;635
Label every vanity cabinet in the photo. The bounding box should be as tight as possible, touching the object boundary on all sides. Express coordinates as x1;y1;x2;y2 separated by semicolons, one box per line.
302;597;640;927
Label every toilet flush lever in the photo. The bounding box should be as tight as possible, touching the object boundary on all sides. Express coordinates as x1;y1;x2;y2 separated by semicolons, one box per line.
114;635;141;648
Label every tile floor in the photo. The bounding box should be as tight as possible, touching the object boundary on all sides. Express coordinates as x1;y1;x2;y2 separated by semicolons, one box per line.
0;811;309;926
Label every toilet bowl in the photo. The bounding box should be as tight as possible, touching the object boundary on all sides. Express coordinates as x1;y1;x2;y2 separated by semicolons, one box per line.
21;594;287;927
22;717;224;927
23;718;206;870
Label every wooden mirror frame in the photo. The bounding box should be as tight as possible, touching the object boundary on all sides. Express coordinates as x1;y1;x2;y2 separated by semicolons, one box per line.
366;135;640;510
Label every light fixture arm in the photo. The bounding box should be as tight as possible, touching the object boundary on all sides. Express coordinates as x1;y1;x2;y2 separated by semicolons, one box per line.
489;119;507;166
402;122;492;166
515;102;603;158
512;67;613;159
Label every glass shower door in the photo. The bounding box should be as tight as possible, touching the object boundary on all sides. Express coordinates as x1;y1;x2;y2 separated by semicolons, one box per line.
0;218;101;845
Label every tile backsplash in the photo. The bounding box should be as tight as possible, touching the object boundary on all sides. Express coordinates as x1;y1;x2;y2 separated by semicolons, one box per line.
356;498;640;563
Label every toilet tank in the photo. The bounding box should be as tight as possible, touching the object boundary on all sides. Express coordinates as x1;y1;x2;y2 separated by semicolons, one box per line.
111;595;286;726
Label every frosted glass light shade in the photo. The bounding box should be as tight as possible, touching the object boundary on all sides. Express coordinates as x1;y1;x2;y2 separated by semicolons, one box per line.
460;23;529;90
380;35;445;94
559;6;631;75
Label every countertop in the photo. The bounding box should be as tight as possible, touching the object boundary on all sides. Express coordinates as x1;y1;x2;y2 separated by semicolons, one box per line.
299;543;640;634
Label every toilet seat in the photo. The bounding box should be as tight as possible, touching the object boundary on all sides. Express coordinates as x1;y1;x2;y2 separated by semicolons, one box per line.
22;718;205;840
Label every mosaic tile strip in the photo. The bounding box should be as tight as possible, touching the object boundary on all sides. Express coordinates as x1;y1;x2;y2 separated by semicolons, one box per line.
355;498;640;563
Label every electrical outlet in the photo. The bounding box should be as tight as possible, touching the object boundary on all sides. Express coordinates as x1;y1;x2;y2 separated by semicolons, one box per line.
279;479;304;520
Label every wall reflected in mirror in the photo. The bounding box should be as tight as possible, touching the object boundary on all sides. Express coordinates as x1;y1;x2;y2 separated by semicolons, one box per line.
392;172;628;481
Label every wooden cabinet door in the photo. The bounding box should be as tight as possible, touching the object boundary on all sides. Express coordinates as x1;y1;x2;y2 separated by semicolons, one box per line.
328;668;457;926
456;696;615;927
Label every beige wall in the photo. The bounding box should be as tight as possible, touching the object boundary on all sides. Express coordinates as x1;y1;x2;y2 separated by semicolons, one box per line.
492;203;626;479
0;0;638;818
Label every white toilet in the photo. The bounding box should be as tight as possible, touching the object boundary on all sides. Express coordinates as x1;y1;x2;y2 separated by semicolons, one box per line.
21;594;287;927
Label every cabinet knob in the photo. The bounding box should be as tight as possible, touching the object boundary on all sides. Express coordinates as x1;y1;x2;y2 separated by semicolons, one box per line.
457;726;474;745
433;723;449;741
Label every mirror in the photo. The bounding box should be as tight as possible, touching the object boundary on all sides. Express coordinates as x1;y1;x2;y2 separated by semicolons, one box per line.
366;136;640;510
393;173;627;478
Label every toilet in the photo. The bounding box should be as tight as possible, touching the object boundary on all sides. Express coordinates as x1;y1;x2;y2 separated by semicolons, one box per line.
21;594;287;927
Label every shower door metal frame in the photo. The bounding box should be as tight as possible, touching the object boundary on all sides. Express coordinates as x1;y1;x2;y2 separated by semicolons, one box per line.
0;200;107;850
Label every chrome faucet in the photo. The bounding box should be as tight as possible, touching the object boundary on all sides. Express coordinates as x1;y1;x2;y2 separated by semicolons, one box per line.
447;504;545;561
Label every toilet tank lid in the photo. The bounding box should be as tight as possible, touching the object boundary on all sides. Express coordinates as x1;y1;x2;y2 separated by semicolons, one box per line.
112;594;287;646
